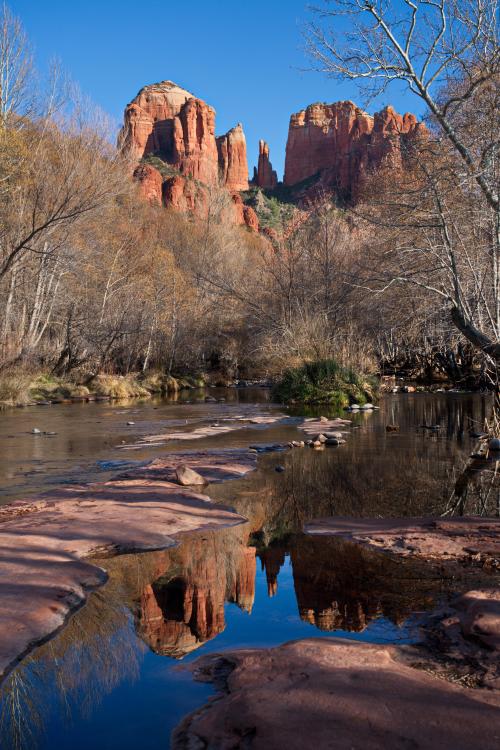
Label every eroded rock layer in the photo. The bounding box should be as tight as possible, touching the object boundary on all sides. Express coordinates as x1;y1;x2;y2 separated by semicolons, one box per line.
284;101;424;202
118;81;248;191
173;638;500;749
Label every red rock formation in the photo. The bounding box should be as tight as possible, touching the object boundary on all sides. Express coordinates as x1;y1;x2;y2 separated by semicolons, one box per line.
284;100;424;202
231;193;259;232
119;81;194;162
120;81;249;190
162;174;205;215
228;546;256;612
173;639;500;749
136;529;258;658
254;139;278;189
133;163;163;205
121;80;256;227
217;124;249;191
172;97;219;184
259;545;286;597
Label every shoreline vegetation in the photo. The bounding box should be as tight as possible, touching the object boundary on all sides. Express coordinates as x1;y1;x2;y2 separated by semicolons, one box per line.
0;371;207;408
272;359;377;407
0;360;489;409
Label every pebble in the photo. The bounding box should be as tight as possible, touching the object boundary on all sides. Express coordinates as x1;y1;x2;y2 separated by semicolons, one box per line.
127;421;135;426
31;428;41;434
275;465;285;473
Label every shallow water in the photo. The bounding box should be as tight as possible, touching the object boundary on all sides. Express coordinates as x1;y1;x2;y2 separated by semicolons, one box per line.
0;390;497;749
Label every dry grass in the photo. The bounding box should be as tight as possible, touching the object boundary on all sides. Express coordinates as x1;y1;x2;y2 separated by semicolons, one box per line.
90;374;150;399
0;373;32;406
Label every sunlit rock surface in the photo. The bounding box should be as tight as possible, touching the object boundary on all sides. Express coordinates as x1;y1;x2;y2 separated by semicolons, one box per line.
284;100;425;202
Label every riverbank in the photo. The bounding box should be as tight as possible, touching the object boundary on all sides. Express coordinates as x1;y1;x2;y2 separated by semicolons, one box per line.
174;629;500;749
0;371;208;408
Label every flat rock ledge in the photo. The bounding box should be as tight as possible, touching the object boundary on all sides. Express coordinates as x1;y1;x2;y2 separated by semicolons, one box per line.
0;448;256;683
172;637;500;750
119;413;287;450
305;516;500;567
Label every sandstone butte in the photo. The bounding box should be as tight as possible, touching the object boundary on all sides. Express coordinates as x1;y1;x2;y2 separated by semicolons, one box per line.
119;82;425;230
284;100;425;202
118;80;259;231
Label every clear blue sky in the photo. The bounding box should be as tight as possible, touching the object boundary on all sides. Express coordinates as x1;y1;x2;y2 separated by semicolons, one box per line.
10;0;423;178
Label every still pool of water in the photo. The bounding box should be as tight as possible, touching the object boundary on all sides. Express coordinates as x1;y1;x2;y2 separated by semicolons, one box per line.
0;390;497;749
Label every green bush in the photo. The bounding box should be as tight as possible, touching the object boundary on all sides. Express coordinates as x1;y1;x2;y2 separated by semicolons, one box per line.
272;359;377;406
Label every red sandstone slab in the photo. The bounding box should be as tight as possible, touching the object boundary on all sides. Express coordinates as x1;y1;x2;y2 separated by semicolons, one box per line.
305;516;500;561
120;448;257;483
173;637;500;749
0;449;257;682
300;418;351;438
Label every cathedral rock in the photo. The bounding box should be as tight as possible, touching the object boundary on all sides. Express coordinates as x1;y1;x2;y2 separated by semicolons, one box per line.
284;101;425;203
119;80;258;230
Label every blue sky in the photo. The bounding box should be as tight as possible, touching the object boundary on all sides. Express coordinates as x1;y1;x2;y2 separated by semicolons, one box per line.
11;0;424;178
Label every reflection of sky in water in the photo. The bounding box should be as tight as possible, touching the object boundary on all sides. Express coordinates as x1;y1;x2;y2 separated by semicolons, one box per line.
1;391;492;750
11;556;420;750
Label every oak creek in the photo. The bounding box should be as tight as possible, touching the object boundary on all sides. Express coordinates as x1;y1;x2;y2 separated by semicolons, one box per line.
0;389;497;749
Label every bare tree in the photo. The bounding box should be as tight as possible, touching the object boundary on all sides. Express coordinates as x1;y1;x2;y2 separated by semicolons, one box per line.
307;0;500;364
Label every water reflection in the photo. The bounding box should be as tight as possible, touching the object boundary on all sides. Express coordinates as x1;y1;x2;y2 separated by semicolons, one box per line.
0;393;498;749
0;520;488;750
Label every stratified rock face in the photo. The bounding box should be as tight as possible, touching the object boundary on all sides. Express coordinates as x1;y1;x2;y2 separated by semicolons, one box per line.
136;530;257;658
119;81;194;162
121;80;256;228
172;97;219;184
284;100;424;202
254;139;278;189
231;193;259;232
217;124;249;191
120;80;249;190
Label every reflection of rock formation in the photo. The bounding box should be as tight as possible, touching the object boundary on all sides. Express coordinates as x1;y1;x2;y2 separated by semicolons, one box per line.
136;530;256;658
290;535;434;632
259;545;286;597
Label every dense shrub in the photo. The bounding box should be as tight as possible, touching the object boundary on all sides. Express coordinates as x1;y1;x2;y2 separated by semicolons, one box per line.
272;359;377;406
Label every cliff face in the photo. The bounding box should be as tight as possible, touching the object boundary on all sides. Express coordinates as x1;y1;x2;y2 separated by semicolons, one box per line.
120;80;255;229
136;529;256;658
118;81;194;162
254;140;278;189
217;124;249;192
284;101;424;202
120;80;250;201
122;83;423;229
